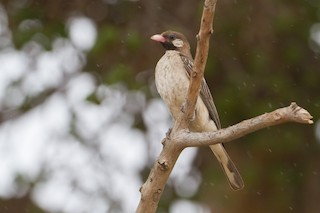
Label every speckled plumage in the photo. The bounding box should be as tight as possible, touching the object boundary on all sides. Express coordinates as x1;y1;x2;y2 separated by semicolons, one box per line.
155;50;215;131
152;31;244;190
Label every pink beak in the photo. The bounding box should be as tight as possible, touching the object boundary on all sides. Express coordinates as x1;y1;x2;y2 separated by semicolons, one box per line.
150;34;166;43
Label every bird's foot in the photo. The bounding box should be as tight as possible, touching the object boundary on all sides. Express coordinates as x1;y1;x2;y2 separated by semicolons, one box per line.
180;103;187;113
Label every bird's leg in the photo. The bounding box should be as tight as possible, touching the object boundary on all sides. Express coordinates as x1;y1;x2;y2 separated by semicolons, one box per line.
180;102;187;114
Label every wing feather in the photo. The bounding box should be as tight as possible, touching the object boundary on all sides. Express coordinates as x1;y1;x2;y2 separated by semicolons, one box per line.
179;54;221;129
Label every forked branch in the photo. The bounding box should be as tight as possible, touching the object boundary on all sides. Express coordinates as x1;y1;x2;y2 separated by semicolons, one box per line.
136;0;313;212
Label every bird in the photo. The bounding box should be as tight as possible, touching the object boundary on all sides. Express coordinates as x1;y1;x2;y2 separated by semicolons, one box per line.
150;30;244;190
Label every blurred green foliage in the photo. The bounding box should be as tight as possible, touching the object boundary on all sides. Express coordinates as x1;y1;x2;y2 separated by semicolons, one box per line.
10;4;67;49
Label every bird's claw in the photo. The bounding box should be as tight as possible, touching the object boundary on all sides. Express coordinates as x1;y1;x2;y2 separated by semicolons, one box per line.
166;128;172;139
180;103;187;113
180;103;195;121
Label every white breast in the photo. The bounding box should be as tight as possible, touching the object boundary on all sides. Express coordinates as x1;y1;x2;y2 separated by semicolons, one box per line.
155;51;189;120
154;51;215;131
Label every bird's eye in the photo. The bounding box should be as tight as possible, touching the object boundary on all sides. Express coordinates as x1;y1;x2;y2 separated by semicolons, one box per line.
169;35;176;40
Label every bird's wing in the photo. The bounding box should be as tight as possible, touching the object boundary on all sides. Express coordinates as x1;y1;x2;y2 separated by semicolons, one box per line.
180;54;221;129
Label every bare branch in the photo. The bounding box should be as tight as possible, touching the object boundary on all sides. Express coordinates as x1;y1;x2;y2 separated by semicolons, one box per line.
176;103;313;148
137;2;218;212
176;0;217;130
136;136;182;213
136;0;313;211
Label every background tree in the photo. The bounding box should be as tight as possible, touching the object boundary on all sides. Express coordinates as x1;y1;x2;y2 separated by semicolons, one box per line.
0;0;319;213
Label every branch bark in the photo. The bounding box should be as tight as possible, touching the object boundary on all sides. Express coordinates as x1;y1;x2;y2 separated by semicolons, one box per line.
176;102;313;148
175;0;217;130
136;102;313;213
136;0;313;212
136;137;183;213
137;2;218;212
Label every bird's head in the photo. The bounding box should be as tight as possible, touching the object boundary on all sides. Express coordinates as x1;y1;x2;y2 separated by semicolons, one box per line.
151;31;191;56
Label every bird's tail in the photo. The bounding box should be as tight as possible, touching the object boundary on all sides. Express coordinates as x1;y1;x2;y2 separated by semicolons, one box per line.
209;144;244;190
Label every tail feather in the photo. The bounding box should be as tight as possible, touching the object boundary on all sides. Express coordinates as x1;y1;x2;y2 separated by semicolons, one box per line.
209;144;244;190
